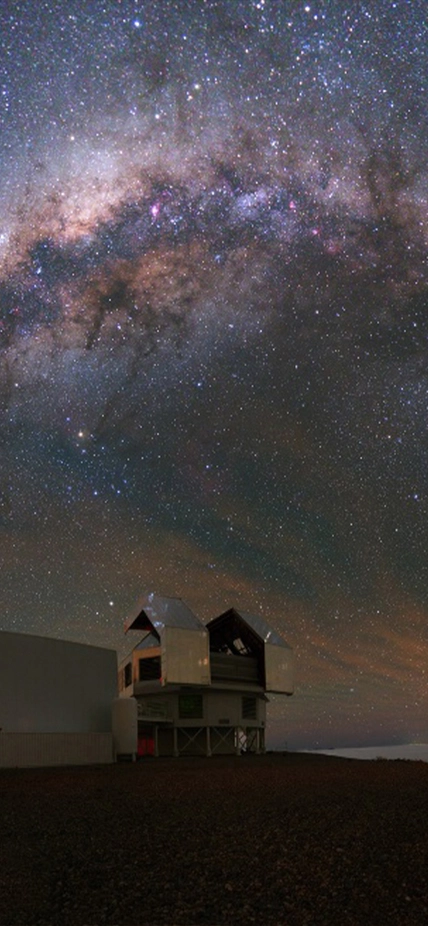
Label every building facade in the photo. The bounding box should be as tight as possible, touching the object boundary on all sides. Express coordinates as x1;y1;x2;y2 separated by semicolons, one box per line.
0;631;117;767
118;594;293;757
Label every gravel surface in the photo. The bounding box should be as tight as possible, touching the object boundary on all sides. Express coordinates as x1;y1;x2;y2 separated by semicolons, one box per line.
1;752;427;926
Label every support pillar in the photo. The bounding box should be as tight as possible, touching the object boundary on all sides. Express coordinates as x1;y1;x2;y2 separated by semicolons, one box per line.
173;726;179;757
206;726;212;757
154;725;159;757
235;726;241;755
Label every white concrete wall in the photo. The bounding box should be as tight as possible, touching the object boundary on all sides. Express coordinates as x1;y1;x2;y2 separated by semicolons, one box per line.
204;690;265;727
0;732;113;767
0;632;117;734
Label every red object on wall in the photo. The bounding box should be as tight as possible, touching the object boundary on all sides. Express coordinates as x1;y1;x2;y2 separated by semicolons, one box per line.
138;733;154;756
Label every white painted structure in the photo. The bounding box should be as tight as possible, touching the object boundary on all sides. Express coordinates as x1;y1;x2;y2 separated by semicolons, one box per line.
118;594;293;757
0;631;117;767
112;696;138;760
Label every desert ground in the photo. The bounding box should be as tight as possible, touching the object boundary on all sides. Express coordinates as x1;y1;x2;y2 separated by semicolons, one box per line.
1;752;427;925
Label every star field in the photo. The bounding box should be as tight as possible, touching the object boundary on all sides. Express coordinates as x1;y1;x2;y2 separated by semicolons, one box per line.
1;0;428;748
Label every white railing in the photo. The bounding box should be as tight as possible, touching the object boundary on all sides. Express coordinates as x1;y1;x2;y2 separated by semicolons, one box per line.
137;701;172;721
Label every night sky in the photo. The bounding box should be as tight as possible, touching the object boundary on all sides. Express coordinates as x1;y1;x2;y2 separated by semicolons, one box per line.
1;0;427;749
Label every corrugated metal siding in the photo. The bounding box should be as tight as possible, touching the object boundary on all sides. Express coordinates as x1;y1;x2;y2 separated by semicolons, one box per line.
0;733;114;768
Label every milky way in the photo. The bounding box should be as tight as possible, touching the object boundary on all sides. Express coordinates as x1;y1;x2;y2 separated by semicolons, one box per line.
1;0;428;748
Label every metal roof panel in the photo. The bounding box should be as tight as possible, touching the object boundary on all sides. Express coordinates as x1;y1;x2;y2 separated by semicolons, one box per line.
125;593;206;634
135;633;160;651
207;608;291;649
238;611;292;649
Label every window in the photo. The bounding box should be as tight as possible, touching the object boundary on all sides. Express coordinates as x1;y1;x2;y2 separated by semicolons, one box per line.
124;662;132;688
139;656;161;681
178;693;203;719
242;696;257;720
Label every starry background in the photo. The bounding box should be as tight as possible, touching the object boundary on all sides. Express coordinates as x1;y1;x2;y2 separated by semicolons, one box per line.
1;0;427;749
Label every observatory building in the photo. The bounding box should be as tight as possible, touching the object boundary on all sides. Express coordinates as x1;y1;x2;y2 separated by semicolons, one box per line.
117;593;293;757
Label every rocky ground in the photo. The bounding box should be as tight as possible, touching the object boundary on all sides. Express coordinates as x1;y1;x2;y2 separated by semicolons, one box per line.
1;752;427;925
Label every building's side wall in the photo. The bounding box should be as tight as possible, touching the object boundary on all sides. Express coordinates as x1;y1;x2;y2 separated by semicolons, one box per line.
126;687;266;720
265;643;294;694
137;693;173;721
118;648;161;693
0;632;117;733
204;690;266;728
133;689;266;727
161;627;210;685
0;733;113;768
117;654;134;694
